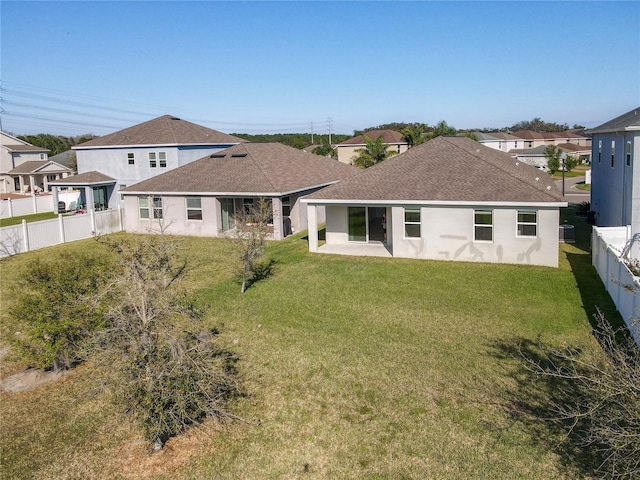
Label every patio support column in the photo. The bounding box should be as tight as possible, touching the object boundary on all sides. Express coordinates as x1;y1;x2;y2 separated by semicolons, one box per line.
307;204;319;252
271;197;283;240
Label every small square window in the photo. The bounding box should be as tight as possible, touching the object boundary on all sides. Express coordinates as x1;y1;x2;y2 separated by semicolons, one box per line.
159;152;167;168
186;197;202;220
128;153;135;165
404;208;421;238
474;210;493;242
627;142;632;167
517;210;537;237
149;152;157;168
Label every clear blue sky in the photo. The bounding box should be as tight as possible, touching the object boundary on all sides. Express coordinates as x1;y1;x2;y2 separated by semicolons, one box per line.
1;1;639;137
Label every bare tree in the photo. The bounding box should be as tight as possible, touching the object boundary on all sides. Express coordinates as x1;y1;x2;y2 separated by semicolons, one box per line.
95;235;240;451
229;199;273;293
522;309;640;479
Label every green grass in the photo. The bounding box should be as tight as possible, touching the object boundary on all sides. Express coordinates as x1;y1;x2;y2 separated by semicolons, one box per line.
0;211;57;227
576;182;591;191
0;214;619;479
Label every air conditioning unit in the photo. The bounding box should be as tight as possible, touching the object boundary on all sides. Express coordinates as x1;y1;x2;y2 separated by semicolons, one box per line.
559;224;575;243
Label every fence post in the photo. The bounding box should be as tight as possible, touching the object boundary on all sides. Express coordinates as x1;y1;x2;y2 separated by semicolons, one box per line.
90;209;96;235
117;205;123;232
8;198;13;218
32;195;38;214
58;214;66;243
22;219;30;252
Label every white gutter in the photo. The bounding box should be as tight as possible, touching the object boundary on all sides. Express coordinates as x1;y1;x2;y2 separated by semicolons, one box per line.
122;181;340;197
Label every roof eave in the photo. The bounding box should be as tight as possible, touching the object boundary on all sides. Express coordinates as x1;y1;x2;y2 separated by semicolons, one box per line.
301;198;567;208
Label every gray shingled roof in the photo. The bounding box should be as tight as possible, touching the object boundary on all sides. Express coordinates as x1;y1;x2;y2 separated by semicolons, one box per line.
588;107;640;134
305;136;563;203
49;171;116;185
338;129;405;146
2;144;49;153
8;161;71;174
74;115;246;148
123;143;360;195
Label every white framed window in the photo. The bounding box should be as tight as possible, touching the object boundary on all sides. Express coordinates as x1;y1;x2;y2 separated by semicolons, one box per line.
243;198;254;214
627;141;632;167
404;208;421;238
186;197;202;220
119;184;126;201
152;197;163;219
517;210;537;237
611;140;616;168
138;196;150;218
149;152;157;168
128;152;135;165
598;140;602;163
159;152;167;168
474;210;493;242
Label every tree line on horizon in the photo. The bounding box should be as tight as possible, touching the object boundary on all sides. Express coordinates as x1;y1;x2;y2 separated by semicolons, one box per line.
16;117;586;156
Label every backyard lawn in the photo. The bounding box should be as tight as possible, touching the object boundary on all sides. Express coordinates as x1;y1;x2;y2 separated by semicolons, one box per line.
0;208;618;479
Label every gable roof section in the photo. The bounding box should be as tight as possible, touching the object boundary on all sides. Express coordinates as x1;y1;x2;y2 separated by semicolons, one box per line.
474;132;520;142
123;143;360;195
338;129;405;146
8;161;71;174
49;171;116;186
74;115;246;149
305;136;563;204
588;107;640;134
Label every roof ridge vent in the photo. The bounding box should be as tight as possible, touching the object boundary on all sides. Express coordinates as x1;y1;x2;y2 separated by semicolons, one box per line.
210;153;226;158
231;153;248;157
170;116;181;120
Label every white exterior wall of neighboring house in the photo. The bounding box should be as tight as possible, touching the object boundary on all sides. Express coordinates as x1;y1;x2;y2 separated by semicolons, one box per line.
590;132;640;231
336;143;407;164
123;190;327;240
321;203;560;267
75;145;231;193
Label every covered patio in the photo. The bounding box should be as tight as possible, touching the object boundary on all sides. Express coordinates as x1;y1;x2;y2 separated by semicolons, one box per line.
49;171;117;212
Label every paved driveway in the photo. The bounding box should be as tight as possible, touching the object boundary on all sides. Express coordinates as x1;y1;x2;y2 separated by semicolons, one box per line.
554;175;590;204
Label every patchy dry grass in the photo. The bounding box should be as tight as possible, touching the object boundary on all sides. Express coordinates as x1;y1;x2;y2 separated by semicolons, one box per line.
0;213;618;479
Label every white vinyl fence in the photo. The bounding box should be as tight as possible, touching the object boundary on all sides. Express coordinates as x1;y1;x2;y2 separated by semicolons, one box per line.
0;207;123;258
592;226;640;345
0;191;81;219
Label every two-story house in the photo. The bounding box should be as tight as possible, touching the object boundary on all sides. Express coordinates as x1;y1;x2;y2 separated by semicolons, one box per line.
336;129;408;164
589;107;640;231
49;115;245;211
1;131;72;194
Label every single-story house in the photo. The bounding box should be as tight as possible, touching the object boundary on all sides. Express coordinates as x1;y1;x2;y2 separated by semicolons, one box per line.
121;142;360;239
303;136;567;267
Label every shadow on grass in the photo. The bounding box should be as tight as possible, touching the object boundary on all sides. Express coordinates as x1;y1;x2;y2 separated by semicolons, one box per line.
245;258;277;291
561;206;624;330
301;227;326;243
486;337;602;477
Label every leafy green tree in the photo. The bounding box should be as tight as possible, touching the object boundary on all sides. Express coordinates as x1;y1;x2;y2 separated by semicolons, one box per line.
312;143;336;157
427;120;457;139
544;145;562;174
97;236;240;451
352;135;398;168
402;125;426;147
10;251;114;370
564;154;580;173
510;118;570;133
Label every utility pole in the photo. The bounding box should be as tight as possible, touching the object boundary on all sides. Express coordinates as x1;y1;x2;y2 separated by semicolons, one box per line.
327;117;333;146
310;122;314;144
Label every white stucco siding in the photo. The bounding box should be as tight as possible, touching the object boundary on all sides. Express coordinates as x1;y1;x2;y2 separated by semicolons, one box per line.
76;145;232;187
123;194;220;236
322;204;560;267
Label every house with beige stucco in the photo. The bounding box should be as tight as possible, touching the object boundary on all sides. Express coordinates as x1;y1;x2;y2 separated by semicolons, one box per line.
121;142;360;240
336;129;408;164
303;136;567;267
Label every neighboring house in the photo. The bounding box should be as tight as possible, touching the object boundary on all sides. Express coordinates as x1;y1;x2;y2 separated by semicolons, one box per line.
511;130;591;149
588;106;640;232
0;131;51;194
509;143;592;171
474;132;522;152
336;129;408;164
8;161;73;194
303;136;567;267
49;114;246;211
48;150;77;172
121;142;360;240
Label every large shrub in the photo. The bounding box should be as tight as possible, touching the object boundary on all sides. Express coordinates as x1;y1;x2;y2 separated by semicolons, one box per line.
10;251;114;370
